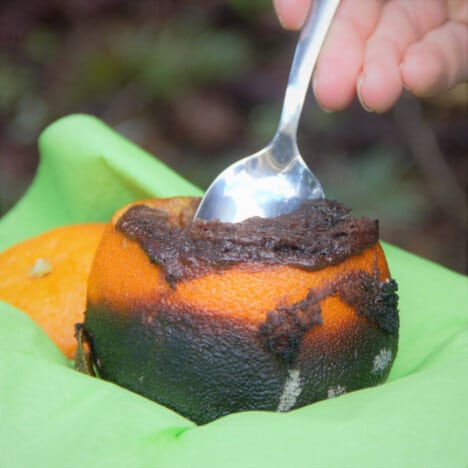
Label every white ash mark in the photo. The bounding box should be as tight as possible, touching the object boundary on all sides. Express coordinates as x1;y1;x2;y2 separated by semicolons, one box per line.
327;385;347;399
372;348;393;374
277;369;302;412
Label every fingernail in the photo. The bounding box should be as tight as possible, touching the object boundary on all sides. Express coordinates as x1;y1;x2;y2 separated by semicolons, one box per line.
313;75;334;113
273;0;286;28
317;103;334;114
399;62;411;91
357;75;374;112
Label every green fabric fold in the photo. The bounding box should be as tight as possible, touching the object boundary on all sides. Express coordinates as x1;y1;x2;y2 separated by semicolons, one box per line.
1;115;467;467
0;114;202;251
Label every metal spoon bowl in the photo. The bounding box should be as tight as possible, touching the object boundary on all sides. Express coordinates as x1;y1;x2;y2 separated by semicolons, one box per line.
194;0;340;223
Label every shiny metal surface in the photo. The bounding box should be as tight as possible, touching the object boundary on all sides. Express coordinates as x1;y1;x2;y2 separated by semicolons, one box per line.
194;0;340;223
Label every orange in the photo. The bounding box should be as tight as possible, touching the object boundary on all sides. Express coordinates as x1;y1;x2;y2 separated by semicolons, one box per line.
83;197;399;424
0;224;106;358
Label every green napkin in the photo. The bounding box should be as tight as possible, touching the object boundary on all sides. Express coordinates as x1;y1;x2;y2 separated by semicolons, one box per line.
1;114;467;468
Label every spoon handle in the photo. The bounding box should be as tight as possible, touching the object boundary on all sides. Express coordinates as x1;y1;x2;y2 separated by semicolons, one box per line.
275;0;340;142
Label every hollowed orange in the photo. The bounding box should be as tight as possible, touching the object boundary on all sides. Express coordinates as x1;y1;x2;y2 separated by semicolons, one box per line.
83;197;399;424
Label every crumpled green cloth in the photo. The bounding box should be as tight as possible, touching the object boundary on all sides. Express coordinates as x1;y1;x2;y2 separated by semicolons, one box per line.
0;114;467;468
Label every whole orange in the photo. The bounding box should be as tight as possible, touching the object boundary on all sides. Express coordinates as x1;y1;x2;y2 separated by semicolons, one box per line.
0;223;106;358
83;197;399;424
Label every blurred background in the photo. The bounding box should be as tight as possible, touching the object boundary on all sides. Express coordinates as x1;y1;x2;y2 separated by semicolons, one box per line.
0;0;466;273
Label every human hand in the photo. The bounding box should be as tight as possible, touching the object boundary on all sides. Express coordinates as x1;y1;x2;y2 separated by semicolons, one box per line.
273;0;468;112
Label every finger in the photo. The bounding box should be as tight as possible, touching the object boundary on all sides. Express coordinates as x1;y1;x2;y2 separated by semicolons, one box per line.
401;21;468;97
358;0;448;112
312;0;382;111
448;0;468;24
273;0;311;30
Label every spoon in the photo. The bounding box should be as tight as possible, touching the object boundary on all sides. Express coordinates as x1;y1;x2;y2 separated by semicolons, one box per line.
193;0;340;223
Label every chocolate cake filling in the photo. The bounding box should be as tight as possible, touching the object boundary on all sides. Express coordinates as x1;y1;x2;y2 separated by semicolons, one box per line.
116;198;379;285
257;269;399;364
